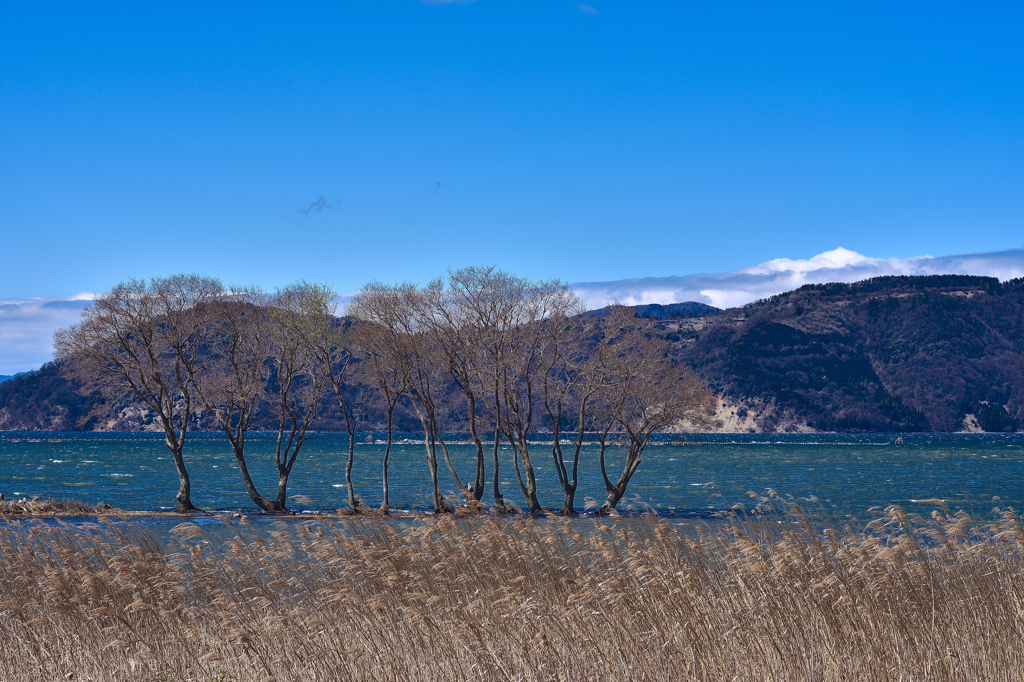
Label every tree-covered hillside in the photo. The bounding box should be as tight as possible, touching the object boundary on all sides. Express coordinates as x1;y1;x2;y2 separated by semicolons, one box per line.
671;275;1024;432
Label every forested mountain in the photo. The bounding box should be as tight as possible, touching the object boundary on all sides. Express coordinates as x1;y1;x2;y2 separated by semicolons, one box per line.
1;274;1022;433
668;274;1024;433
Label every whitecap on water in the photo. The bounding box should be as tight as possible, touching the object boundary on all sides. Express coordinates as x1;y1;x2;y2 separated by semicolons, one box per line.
103;473;133;478
332;484;344;488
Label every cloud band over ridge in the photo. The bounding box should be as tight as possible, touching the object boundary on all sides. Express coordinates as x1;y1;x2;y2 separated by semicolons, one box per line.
570;247;1024;310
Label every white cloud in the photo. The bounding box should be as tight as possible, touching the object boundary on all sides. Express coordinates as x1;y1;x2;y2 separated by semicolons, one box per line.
577;3;598;15
571;247;1024;310
0;295;93;375
0;290;358;376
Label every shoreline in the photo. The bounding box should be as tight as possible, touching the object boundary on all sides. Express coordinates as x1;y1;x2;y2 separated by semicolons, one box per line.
0;498;752;521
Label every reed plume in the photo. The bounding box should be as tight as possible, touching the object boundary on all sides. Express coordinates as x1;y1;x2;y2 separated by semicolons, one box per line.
2;501;1023;680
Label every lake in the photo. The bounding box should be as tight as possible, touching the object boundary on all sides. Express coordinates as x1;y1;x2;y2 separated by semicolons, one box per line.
2;432;1023;523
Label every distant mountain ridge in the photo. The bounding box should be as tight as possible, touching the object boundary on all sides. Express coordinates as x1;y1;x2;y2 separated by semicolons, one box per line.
584;301;720;320
668;274;1024;433
1;274;1022;433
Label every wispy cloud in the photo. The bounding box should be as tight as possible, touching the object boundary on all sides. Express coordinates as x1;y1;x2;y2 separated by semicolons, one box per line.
571;247;1024;310
0;294;94;375
577;3;598;15
298;195;337;217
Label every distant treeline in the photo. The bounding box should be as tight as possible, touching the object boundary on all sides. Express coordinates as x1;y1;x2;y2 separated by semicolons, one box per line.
48;268;715;515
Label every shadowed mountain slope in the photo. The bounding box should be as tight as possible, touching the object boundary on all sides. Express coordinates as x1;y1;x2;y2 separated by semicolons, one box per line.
669;275;1024;432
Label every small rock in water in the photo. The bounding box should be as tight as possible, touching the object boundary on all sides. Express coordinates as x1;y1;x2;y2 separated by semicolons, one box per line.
98;501;112;510
31;496;40;502
0;493;5;502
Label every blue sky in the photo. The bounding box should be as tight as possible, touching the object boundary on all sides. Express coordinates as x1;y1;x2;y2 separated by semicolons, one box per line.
1;2;1023;372
3;1;1023;299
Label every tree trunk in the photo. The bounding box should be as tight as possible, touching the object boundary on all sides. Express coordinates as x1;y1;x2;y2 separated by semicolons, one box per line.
491;427;506;510
273;469;291;511
598;446;642;515
511;436;542;513
559;485;577;516
418;415;452;514
549;418;578;515
160;414;197;513
598;482;627;515
381;411;392;514
170;445;197;513
345;433;357;511
465;393;486;500
520;443;541;513
437;433;474;505
229;441;279;512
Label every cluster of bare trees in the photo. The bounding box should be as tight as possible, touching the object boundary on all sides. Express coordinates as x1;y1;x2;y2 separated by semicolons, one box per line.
54;267;715;515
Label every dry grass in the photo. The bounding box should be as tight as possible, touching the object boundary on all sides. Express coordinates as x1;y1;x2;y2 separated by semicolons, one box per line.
2;500;1024;681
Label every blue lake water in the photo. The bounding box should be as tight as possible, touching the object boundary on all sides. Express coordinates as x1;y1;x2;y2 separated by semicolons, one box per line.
2;432;1023;523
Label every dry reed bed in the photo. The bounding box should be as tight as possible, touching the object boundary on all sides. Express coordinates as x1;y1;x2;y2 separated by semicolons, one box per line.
2;501;1024;681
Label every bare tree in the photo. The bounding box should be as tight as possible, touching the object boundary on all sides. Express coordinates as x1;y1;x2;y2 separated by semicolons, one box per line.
261;283;334;511
594;307;716;514
408;278;491;508
351;323;404;514
497;279;581;513
418;275;488;502
53;274;221;512
306;288;372;513
349;295;410;514
190;287;277;511
191;284;333;513
542;312;605;515
350;283;454;514
445;266;532;511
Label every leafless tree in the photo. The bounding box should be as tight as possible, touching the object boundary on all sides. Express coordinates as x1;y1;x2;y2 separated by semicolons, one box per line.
350;312;406;514
191;285;331;512
593;306;716;514
260;282;334;511
350;282;454;513
497;279;581;513
53;274;221;512
445;266;533;510
190;287;277;511
305;288;372;513
542;312;607;514
418;275;488;503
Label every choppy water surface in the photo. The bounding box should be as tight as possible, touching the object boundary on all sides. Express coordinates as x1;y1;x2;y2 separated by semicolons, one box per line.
1;432;1022;523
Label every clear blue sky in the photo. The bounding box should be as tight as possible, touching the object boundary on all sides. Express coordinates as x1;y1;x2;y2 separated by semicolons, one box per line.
2;1;1023;298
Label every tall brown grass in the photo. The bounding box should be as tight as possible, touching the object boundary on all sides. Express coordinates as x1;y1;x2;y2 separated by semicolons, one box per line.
2;500;1024;681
